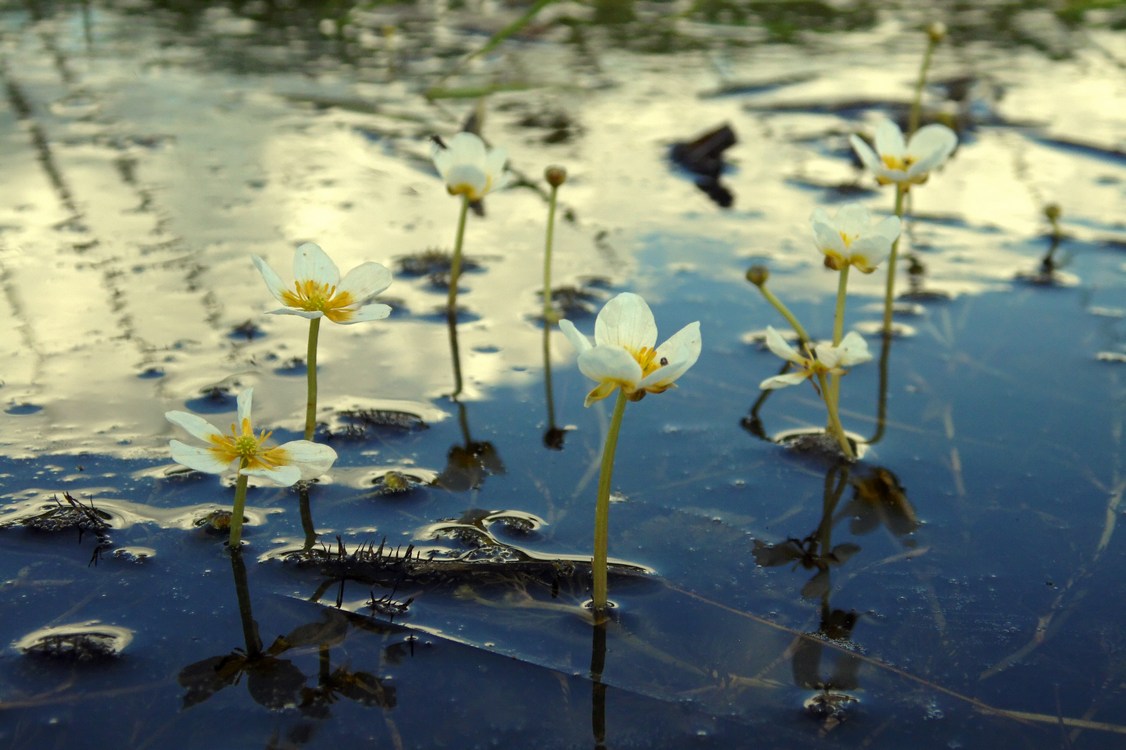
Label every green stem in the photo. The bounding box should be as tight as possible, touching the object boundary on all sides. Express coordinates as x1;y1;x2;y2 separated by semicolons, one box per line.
447;195;471;314
447;308;463;398
543;184;560;323
304;317;321;441
298;483;316;551
229;464;250;548
828;264;851;437
543;325;557;432
816;371;854;460
592;389;629;619
757;284;811;346
908;35;939;137
881;185;908;336
832;265;850;347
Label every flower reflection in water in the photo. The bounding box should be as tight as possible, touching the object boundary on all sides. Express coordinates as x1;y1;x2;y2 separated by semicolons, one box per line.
754;462;919;728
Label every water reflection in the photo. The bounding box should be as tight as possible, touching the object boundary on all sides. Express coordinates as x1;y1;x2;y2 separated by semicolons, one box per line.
436;311;505;491
179;549;397;720
754;461;919;724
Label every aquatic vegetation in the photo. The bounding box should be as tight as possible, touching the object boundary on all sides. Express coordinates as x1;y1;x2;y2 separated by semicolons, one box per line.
810;204;900;274
165;388;337;546
759;327;871;391
252;242;393;440
430;132;510;314
560;292;701;618
849;120;957;190
541;165;567;323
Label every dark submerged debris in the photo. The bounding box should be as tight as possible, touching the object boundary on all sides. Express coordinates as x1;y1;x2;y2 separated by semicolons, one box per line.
17;623;133;661
194;509;238;534
229;319;263;340
12;492;111;533
669;122;738;208
327;408;429;440
370;470;430;495
396;248;481;288
284;532;650;593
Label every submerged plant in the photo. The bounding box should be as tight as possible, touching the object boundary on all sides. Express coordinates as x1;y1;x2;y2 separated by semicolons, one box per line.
165;388;338;547
430;132;510;314
559;292;701;618
252;242;393;440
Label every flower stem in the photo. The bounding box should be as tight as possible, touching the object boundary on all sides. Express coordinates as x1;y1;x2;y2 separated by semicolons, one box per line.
756;283;811;345
881;184;908;336
828;263;851;434
447;194;471;315
908;32;940;137
817;371;855;460
832;264;850;346
304;317;321;441
543;183;560;323
229;464;250;548
592;389;628;619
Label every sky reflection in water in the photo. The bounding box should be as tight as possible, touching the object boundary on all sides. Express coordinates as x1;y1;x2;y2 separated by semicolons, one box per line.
1;1;1125;748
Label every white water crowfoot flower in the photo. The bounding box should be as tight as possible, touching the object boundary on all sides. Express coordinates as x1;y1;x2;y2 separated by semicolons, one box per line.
252;242;392;324
811;204;901;273
850;120;957;189
166;389;337;486
759;327;872;390
431;132;510;201
559;292;701;407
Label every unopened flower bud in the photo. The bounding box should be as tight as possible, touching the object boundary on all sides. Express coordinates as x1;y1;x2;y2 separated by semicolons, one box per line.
927;21;946;44
1044;203;1061;222
545;165;567;188
746;266;769;287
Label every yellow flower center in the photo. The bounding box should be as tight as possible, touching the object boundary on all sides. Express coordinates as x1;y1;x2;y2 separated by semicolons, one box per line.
280;280;356;323
881;154;917;172
632;346;666;379
208;417;290;470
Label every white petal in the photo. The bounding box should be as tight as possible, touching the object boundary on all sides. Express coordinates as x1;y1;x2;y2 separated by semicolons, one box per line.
837;331;873;366
166;410;222;442
641;322;701;389
339;303;392;324
266;307;324;320
236;389;254;424
848;236;890;270
907;124;958;163
577;346;642;389
447;132;486;163
278;440;338;480
594;293;657;351
849;134;881;172
444;165;488;197
811;217;846;255
760;371;811;390
764;326;805;367
559;319;592;355
338;262;392;302
293;242;340;287
169;440;229;475
251;255;290;305
243;465;301;486
834;204;872;235
872;215;902;244
873;120;906;157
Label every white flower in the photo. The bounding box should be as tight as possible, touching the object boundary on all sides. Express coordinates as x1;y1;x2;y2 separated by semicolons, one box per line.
252;242;392;325
166;389;337;486
430;132;509;201
759;327;871;390
849;120;957;188
811;204;901;273
559;292;701;407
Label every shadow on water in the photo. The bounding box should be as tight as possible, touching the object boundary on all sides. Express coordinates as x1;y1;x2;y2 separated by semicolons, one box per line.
1;0;1126;748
